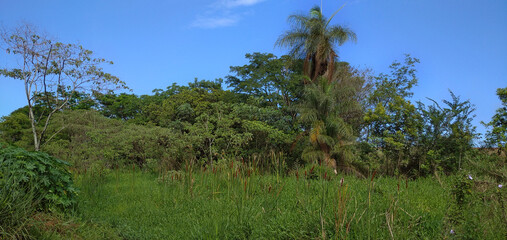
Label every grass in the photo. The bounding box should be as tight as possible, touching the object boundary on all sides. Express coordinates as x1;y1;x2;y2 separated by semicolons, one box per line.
0;177;39;239
0;177;120;240
72;163;468;240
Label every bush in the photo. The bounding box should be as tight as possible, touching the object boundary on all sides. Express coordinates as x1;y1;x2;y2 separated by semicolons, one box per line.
42;110;187;171
0;144;77;211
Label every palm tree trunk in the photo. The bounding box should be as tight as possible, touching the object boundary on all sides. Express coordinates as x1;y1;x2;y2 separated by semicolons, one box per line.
313;58;322;83
327;53;336;83
303;54;311;82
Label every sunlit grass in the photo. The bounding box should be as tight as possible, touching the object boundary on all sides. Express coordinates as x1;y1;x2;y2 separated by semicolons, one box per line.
73;164;467;240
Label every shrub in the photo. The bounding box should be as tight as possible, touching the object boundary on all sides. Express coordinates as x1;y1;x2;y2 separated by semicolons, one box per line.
42;110;187;171
0;144;77;211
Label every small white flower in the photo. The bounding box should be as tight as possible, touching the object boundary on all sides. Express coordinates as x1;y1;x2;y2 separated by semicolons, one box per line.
450;229;455;234
499;184;503;188
468;175;473;180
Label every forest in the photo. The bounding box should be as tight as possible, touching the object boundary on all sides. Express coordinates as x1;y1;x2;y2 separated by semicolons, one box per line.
1;6;506;240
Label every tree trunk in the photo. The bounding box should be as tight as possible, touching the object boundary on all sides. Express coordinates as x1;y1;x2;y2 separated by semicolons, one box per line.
25;75;40;151
28;107;40;151
303;54;311;82
312;58;322;83
326;53;336;83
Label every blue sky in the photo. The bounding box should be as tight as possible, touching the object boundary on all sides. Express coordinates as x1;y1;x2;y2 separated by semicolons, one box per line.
1;0;506;138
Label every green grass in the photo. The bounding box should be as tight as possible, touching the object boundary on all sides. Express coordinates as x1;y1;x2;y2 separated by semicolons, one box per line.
72;165;481;240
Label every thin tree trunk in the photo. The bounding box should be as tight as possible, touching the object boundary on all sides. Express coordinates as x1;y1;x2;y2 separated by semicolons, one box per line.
25;76;40;151
28;106;40;151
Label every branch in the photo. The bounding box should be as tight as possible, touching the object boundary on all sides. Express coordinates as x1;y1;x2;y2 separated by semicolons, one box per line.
42;44;53;110
38;96;70;146
41;126;66;148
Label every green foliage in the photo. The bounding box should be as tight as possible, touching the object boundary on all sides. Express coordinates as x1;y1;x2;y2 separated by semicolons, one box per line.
94;92;142;120
466;150;507;183
185;103;253;163
75;168;454;239
364;55;478;177
42;110;187;171
483;86;507;155
418;91;477;174
1;24;128;151
276;5;357;82
298;163;336;180
0;108;32;148
299;76;361;174
445;171;507;239
227;53;304;118
2;9;505;239
85;74;299;168
363;55;422;176
450;173;473;210
0;174;40;239
0;144;77;211
185;101;295;163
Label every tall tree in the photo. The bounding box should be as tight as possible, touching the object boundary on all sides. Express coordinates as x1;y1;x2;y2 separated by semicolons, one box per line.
364;55;422;175
0;24;127;151
226;52;304;125
275;5;356;83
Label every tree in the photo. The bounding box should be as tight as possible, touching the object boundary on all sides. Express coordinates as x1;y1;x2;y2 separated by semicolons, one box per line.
299;76;362;175
0;24;127;151
364;55;422;175
418;91;477;174
0;107;31;147
226;52;304;125
186;102;253;164
276;5;356;83
94;92;142;120
483;87;507;155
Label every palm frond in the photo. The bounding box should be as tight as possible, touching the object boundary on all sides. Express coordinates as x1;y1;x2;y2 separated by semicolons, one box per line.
325;3;346;28
301;147;325;163
327;26;357;46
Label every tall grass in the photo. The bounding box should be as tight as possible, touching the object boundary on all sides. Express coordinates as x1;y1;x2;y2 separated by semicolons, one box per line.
73;159;479;240
0;175;39;239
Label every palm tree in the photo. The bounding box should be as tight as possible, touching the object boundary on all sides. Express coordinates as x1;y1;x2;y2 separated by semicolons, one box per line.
299;76;361;175
276;5;356;83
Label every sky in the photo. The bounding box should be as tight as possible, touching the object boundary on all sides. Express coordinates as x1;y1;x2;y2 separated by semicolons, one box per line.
0;0;506;139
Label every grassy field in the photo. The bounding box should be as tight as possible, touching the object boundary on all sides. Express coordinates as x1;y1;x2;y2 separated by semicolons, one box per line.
70;161;507;240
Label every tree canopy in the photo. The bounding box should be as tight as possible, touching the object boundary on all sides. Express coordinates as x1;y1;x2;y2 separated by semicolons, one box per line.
276;5;356;83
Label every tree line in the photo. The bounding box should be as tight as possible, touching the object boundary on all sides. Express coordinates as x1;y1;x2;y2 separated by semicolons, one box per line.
1;7;505;178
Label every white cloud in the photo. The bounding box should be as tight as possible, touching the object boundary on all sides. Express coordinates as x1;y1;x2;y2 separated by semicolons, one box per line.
191;15;239;28
220;0;266;8
190;0;266;28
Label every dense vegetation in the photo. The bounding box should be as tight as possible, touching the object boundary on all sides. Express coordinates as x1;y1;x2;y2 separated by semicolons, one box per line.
0;144;77;239
0;6;506;239
75;166;505;239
